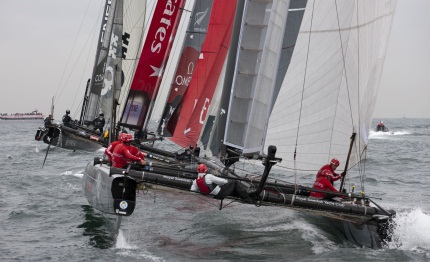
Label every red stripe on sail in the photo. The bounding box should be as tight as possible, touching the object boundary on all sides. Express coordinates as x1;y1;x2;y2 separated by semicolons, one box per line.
120;0;186;130
168;0;237;148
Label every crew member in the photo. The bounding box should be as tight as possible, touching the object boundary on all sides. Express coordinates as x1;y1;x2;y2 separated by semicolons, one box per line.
316;158;344;185
191;164;254;203
44;115;53;128
310;172;340;199
62;110;72;125
111;133;147;170
93;112;105;133
105;132;145;162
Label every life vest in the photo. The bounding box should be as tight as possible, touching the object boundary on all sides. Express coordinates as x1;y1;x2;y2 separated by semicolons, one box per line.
196;175;212;195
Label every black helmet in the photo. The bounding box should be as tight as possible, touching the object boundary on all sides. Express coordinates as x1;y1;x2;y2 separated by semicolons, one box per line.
66;109;70;114
99;112;104;117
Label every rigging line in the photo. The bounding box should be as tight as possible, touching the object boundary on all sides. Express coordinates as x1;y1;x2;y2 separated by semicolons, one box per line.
71;19;99;116
361;146;367;192
354;0;365;193
333;0;353;162
54;0;99;107
293;0;316;187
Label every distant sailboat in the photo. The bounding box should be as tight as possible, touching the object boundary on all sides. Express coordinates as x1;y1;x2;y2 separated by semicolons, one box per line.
35;0;147;151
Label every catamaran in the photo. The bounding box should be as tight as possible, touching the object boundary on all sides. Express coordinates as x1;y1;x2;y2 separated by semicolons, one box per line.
82;0;398;248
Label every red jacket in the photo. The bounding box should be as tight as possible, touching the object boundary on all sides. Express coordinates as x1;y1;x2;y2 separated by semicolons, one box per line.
111;142;143;168
105;141;121;161
106;141;145;162
316;164;341;183
310;176;339;198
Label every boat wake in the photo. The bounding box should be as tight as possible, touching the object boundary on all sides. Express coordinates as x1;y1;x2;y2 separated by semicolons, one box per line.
115;229;136;249
387;208;430;251
369;130;410;139
115;229;164;261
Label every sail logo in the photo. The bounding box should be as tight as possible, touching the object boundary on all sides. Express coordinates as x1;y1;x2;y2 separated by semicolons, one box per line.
194;8;209;32
174;62;194;86
130;104;139;112
99;0;113;43
151;0;179;54
101;33;119;96
199;98;210;124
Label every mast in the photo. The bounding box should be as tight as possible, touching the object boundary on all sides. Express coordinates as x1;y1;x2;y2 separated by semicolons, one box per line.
79;79;91;125
50;95;55;119
98;0;124;132
339;132;356;192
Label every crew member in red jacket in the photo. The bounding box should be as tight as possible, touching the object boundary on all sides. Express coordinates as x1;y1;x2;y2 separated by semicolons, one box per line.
105;133;146;162
316;158;344;184
310;172;340;199
111;133;147;169
311;158;345;199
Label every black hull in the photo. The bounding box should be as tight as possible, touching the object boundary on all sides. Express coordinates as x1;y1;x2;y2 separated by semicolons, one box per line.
35;124;106;151
83;162;137;216
82;160;394;248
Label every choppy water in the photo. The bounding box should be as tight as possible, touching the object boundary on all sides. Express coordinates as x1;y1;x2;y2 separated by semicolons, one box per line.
1;119;429;261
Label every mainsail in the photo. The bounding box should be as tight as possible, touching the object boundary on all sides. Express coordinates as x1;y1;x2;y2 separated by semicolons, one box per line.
167;0;238;148
119;0;186;131
264;0;397;172
84;0;147;130
157;0;214;137
84;0;115;122
201;0;307;158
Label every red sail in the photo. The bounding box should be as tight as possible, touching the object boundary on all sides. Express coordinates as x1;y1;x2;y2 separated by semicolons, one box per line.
157;0;214;137
120;0;186;130
168;0;237;148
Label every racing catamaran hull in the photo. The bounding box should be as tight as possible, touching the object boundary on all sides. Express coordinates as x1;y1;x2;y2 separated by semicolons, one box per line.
82;154;394;248
35;124;105;151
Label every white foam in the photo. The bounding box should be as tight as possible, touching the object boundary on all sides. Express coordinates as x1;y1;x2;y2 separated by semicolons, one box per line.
295;220;338;254
115;229;165;261
387;208;430;251
254;219;337;254
115;229;136;249
369;130;410;139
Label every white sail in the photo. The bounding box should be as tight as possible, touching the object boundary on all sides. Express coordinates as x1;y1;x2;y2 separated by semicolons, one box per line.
264;0;397;172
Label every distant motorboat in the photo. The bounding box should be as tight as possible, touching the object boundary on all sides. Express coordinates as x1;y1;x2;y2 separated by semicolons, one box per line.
375;122;389;132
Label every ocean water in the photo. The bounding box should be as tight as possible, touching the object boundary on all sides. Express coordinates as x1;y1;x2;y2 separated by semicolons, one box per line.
0;119;429;261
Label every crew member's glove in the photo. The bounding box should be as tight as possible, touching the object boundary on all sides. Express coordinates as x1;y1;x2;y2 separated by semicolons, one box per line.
341;171;346;177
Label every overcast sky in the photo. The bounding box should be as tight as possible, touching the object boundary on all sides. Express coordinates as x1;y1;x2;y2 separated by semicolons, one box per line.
1;0;429;119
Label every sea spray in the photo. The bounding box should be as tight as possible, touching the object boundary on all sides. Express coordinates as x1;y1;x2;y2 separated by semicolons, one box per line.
388;208;430;251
